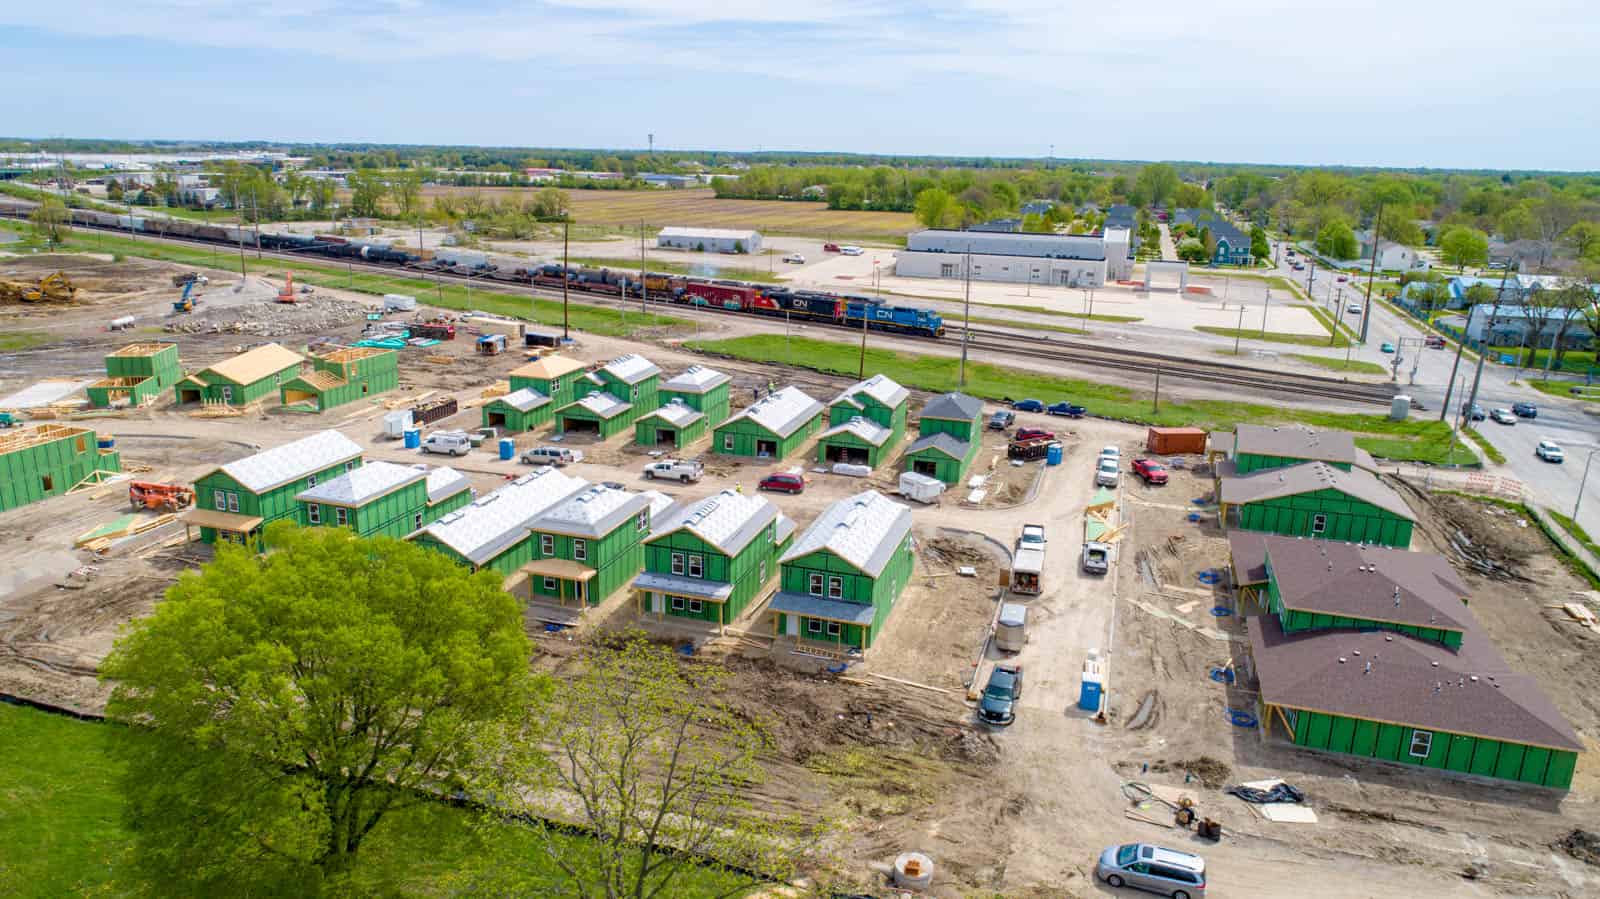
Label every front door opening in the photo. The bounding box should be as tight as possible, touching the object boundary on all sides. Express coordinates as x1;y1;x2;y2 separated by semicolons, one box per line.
486;411;507;427
656;428;676;446
824;444;869;464
756;439;777;457
912;459;938;476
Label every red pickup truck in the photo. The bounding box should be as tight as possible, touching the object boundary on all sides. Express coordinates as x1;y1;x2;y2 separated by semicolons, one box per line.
1132;458;1169;485
823;243;841;252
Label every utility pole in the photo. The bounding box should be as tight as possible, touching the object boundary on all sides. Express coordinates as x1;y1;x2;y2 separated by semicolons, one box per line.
1464;264;1515;416
1153;364;1161;413
250;186;261;258
1576;449;1597;520
561;220;571;341
857;298;870;381
640;219;647;315
1259;289;1271;336
1358;201;1383;343
959;244;973;387
1439;327;1469;422
1233;303;1246;355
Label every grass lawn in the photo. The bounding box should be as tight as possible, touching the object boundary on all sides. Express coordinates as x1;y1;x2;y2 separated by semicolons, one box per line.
0;703;757;897
967;299;1141;323
966;314;1086;335
1549;510;1600;560
688;334;1478;464
45;230;687;338
1270;352;1386;374
1300;303;1359;342
1525;378;1600;402
1196;325;1352;349
0;332;51;352
1489;347;1597;375
1461;426;1507;464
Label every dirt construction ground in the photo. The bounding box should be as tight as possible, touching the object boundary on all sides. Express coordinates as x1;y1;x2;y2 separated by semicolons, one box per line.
3;252;1600;896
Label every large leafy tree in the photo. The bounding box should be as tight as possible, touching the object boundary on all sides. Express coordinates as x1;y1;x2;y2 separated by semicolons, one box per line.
101;524;532;895
913;187;960;229
29;197;71;248
1315;221;1359;260
1438;226;1489;271
1133;163;1180;207
347;168;388;218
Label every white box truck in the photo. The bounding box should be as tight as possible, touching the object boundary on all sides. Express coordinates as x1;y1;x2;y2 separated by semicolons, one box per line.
996;603;1028;652
383;293;417;313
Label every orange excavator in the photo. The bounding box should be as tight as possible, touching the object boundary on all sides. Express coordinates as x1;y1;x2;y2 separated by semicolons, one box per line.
276;271;298;304
128;481;194;513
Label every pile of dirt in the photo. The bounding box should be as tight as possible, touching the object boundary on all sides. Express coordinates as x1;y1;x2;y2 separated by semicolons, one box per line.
1402;486;1542;579
1555;829;1600;867
164;295;371;337
1135;756;1233;789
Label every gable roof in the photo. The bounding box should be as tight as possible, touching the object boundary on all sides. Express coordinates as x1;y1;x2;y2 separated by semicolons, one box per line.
295;460;423;507
1248;614;1582;752
920;391;983;422
531;484;652;538
1232;424;1360;467
568;391;631;419
1255;534;1469;632
1220;461;1415;522
819;417;892;447
509;355;586;380
832;373;909;410
600;353;661;385
727;386;823;438
425;466;471;503
418;467;587;564
648;489;778;556
660;365;729;394
1228;530;1271;585
204;343;303;386
215;429;363;493
639;400;704;428
780;490;913;576
494;387;550;413
906;432;970;460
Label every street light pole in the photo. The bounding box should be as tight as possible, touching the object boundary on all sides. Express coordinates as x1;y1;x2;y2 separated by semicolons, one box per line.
1576;450;1598;520
1233;303;1246;355
1359;201;1383;343
1259;288;1271;336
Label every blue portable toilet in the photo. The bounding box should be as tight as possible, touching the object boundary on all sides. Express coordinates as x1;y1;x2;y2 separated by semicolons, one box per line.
1078;672;1103;711
498;438;515;461
1046;443;1063;466
403;427;421;449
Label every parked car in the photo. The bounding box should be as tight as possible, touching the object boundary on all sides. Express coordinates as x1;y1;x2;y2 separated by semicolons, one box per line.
420;430;471;456
1131;458;1168;485
521;446;584;466
1336;275;1348;282
1461;403;1486;421
1537;440;1565;463
822;243;840;252
1346;303;1362;314
1048;401;1087;417
839;245;864;256
1096;843;1206;899
1012;398;1046;413
1490;408;1517;425
1424;335;1446;349
1096;457;1121;487
988;410;1016;431
758;472;806;494
1513;401;1538;419
1015;427;1055;442
1100;445;1122;465
977;664;1023;726
1082;542;1110;576
1380;342;1395;353
643;459;703;482
1018;524;1046;547
782;253;805;264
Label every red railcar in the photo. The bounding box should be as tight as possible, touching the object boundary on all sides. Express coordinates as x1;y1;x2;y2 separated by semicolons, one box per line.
680;281;757;310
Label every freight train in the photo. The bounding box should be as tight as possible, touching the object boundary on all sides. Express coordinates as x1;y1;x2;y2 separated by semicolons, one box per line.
51;207;946;338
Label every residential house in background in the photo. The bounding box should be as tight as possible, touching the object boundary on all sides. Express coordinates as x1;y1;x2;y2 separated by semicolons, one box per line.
175;342;304;406
770;491;915;650
279;346;399;412
481;387;554;432
410;466;587;576
817;374;909;467
507;354;587;412
713;386;825;459
87;343;183;408
186;429;363;547
659;365;732;425
904;392;984;484
556;353;662;437
634;489;796;632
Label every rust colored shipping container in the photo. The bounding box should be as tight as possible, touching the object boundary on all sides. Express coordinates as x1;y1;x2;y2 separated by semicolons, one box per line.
1146;427;1207;455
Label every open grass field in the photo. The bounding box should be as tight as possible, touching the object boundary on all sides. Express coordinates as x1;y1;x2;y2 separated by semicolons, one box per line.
687;333;1478;465
420;187;917;243
1525;378;1600;402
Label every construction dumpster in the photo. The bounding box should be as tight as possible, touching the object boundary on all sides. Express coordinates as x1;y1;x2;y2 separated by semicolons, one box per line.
1146;427;1207;455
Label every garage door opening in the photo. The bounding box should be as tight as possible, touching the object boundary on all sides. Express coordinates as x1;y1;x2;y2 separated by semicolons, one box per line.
823;444;869;465
756;439;777;457
485;411;507;428
176;386;203;404
283;388;316;404
654;428;677;446
912;459;939;477
563;418;600;435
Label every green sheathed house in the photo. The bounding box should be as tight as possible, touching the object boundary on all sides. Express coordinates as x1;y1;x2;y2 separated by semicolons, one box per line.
0;424;122;513
524;484;654;607
634;400;707;449
1232;532;1583;790
771;490;915;650
507;354;589;417
904;392;984;485
817;374;908;467
660;365;732;426
280;346;399;412
186;429;363;546
88;342;182;408
556;354;662;437
634;489;796;631
410;466;589;576
295;460;471;539
175;342;304;406
1211;423;1375;474
713;386;824;459
482;388;554;433
1220;461;1415;548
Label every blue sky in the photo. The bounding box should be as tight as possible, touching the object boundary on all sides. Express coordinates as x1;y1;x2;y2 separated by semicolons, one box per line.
2;1;1597;170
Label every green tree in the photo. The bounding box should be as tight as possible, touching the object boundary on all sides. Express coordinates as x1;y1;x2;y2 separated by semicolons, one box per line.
1176;237;1209;263
29;197;71;248
1564;221;1600;261
1173;182;1209;209
389;169;423;220
1462;282;1499;309
1438;226;1489;271
308;177;337;214
347;169;387;218
1315;221;1359;260
1249;224;1271;261
474;635;816;899
913;187;960;229
1409;277;1451;315
101;524;532;894
1133;163;1179;207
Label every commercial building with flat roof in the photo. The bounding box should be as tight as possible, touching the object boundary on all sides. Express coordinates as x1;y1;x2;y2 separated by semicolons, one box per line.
656;227;762;254
894;228;1133;286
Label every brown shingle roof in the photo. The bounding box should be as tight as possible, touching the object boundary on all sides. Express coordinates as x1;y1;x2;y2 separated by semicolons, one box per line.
1255;535;1470;632
1233;423;1359;466
1248;614;1582;752
1221;461;1415;522
1228;531;1271;585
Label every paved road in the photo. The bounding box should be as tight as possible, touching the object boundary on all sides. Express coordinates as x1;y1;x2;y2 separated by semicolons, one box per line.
1272;242;1600;535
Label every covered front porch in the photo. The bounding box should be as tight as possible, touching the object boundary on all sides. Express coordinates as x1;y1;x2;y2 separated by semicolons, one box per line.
768;592;877;651
633;571;735;634
519;558;599;606
180;508;263;549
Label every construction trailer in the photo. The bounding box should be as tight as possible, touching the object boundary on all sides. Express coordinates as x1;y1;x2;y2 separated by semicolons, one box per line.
508;354;588;410
633;399;706;450
87;343;182;408
0;424;122;513
279;346;399;412
712;386;824;459
1231;532;1582;790
481;387;554;432
295;461;471;539
1219;461;1415;548
410;466;589;576
174;343;304;407
659;365;732;426
903;392;984;485
770;490;915;651
522;485;654;607
635;489;795;632
185;430;363;547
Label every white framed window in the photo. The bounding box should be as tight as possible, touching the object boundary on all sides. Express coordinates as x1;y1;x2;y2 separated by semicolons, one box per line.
227;492;239;512
827;576;843;600
573;538;587;562
671;596;685;611
1408;730;1433;758
543;576;557;592
413;512;423;530
541;534;555;555
688;599;703;614
826;621;841;637
1311;513;1328;534
723;434;735;452
637;510;648;531
307;504;321;524
335;508;348;526
307;474;317;488
632;386;639;400
214;489;226;510
806;618;823;634
688;554;703;578
671;552;685;575
809;573;824;596
759;560;767;582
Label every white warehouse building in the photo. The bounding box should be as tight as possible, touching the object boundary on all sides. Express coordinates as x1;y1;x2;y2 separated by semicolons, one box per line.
656;227;763;254
894;227;1133;287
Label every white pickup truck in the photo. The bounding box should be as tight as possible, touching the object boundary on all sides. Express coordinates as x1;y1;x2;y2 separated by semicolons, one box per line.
643;459;703;483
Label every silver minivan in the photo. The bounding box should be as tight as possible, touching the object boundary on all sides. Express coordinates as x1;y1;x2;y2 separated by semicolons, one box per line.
1097;843;1206;898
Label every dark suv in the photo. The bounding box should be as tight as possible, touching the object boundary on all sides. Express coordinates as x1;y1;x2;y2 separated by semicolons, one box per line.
1512;402;1538;419
978;664;1024;726
988;410;1016;431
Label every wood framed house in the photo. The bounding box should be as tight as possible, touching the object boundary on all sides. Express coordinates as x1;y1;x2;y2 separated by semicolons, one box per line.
904;392;983;484
770;491;915;651
523;485;654;607
555;353;661;435
174;343;304;407
279;346;399;412
294;461;470;539
1219;461;1415;548
409;466;588;576
507;354;588;410
634;489;796;632
0;424;122;513
87;343;182;408
712;386;824;459
1210;424;1377;475
659;365;731;426
185;429;363;547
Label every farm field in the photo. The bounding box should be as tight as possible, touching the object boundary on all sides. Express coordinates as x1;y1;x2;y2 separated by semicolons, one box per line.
419;187;917;243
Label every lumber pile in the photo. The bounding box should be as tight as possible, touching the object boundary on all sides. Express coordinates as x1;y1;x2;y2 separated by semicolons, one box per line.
74;512;176;550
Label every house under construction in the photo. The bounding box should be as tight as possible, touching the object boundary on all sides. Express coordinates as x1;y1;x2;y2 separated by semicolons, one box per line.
87;343;183;409
280;346;400;412
0;424;123;512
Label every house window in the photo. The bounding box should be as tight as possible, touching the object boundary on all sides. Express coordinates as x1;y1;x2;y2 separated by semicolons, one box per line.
38;474;52;492
688;599;703;614
1408;730;1433;758
335;508;348;526
413;512;423;530
827;576;843;599
671;596;685;611
214;489;227;510
759;560;767;582
227;492;239;512
636;510;648;531
1311;513;1328;534
809;573;824;596
543;577;557;592
308;504;321;524
826;621;841;637
688;555;703;578
632;386;639;400
806;618;823;634
345;461;356;472
541;534;555;555
723;434;735;452
573;538;587;562
221;386;234;403
671;552;685;575
307;474;317;488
